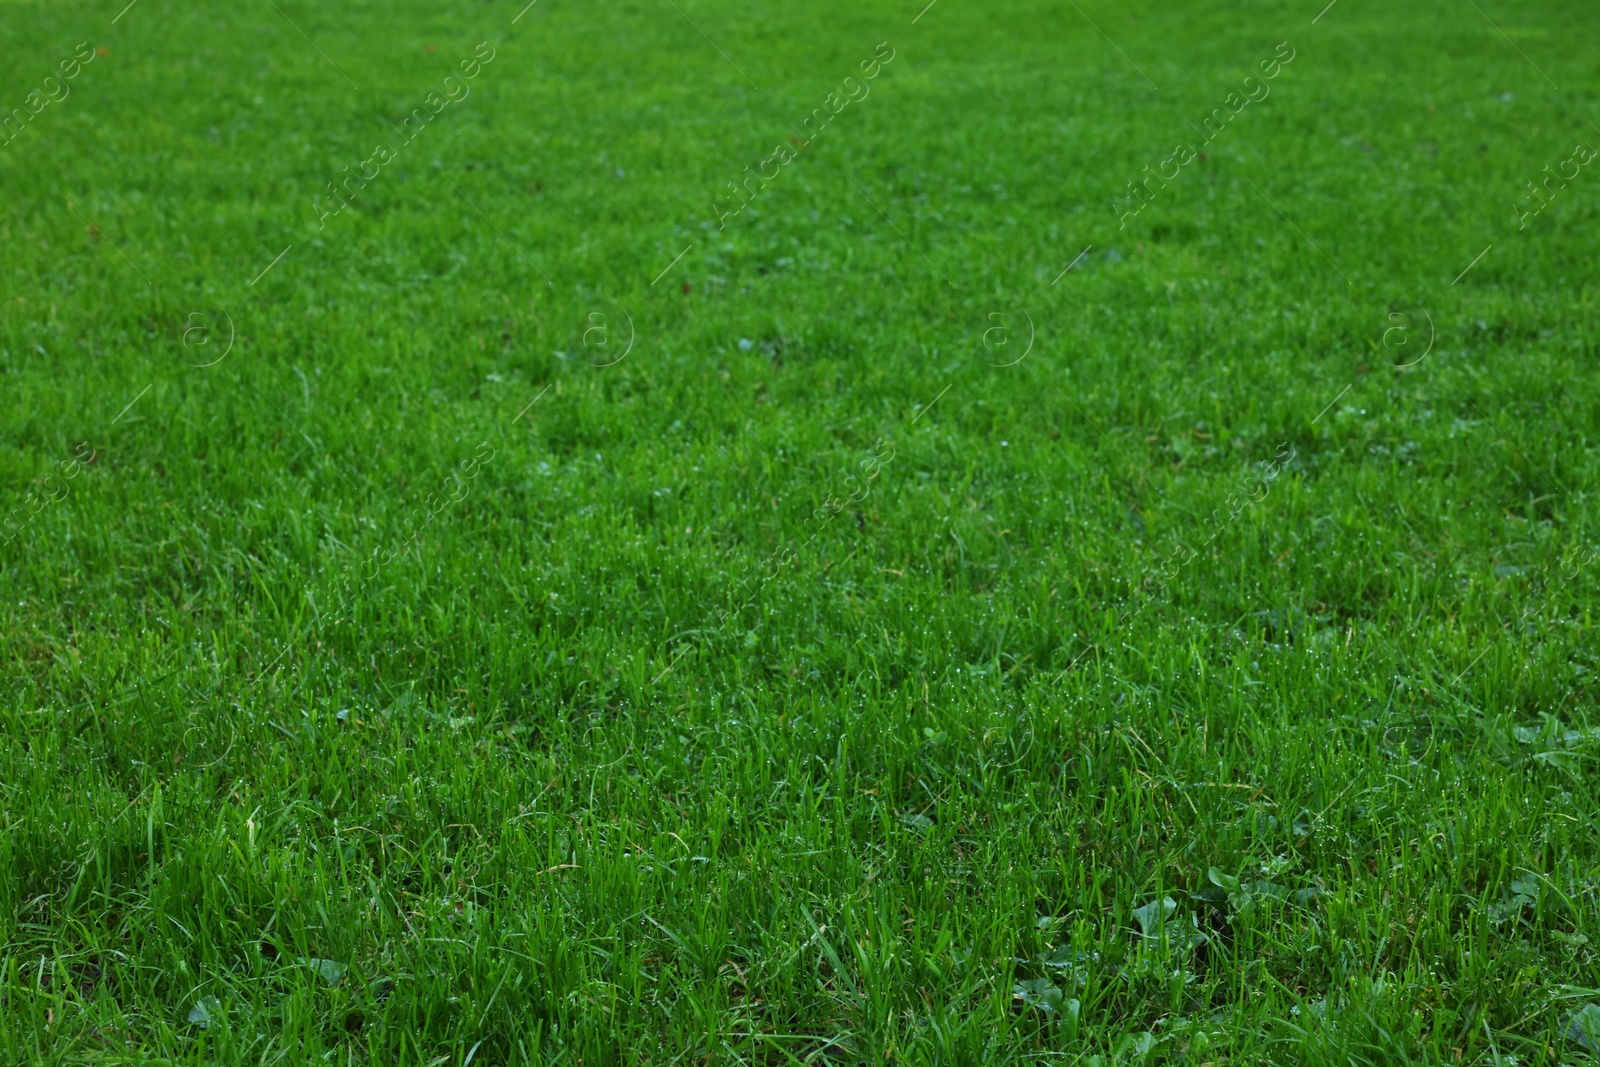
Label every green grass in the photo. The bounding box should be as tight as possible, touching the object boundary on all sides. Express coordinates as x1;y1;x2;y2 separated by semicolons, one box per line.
3;0;1600;1061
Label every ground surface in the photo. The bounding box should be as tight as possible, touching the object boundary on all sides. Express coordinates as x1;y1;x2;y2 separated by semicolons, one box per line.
3;0;1600;1063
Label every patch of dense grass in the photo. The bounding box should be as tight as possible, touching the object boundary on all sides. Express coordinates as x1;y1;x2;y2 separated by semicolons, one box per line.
3;0;1600;1062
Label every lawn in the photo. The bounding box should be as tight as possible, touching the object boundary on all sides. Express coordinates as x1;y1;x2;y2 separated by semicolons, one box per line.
3;0;1600;1062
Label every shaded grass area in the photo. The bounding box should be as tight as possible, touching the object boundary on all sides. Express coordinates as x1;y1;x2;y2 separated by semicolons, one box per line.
2;0;1600;1061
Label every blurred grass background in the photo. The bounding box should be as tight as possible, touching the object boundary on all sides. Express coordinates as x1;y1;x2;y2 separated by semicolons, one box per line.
2;0;1600;1062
